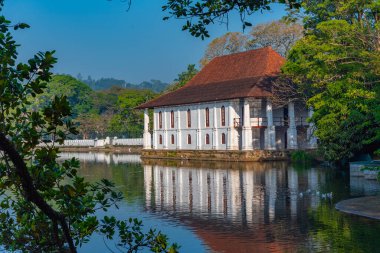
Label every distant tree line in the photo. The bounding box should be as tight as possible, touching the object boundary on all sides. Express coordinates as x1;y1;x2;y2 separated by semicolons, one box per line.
35;68;199;140
76;74;169;93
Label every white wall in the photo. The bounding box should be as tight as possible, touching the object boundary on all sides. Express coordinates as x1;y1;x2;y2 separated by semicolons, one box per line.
153;100;239;150
149;98;312;151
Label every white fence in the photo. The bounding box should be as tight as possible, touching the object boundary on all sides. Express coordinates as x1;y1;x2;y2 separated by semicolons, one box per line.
112;138;143;146
39;137;143;148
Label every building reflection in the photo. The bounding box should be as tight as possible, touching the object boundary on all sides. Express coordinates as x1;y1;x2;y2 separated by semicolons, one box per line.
142;160;328;252
144;161;324;222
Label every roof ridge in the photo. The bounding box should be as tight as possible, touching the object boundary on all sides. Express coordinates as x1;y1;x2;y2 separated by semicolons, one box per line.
212;46;272;60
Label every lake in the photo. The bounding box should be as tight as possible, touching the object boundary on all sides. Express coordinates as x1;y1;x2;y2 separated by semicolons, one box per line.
58;152;380;253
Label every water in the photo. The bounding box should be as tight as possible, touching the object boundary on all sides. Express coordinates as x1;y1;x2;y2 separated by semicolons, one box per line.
59;153;380;253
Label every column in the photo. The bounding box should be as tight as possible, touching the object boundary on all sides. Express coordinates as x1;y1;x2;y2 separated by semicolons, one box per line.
143;109;152;149
242;99;253;150
197;106;202;150
176;109;182;149
265;100;276;149
227;104;234;150
163;110;168;149
307;108;318;148
287;102;298;149
212;105;218;149
153;111;157;149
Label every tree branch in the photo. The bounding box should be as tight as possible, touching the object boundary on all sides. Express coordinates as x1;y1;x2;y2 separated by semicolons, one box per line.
0;132;77;253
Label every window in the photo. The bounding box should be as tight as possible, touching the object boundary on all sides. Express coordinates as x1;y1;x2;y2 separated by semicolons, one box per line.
221;106;225;126
170;110;174;128
206;134;210;145
159;111;162;129
187;134;192;144
205;107;210;127
221;133;226;144
159;135;163;144
187;109;191;128
171;134;175;144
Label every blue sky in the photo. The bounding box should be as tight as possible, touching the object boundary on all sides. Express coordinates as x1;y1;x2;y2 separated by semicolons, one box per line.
3;0;286;84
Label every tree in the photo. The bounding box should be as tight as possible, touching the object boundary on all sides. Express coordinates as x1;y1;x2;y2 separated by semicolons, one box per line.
198;20;302;66
32;75;95;118
0;8;178;253
200;32;248;67
247;20;303;56
283;18;380;161
166;64;199;92
109;89;155;137
162;0;302;38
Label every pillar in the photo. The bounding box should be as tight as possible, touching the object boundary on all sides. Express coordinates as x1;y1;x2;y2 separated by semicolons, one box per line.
143;109;152;149
287;102;298;149
212;105;218;149
197;106;202;150
227;104;234;150
307;107;318;148
163;110;168;149
176;109;182;149
264;100;276;150
153;111;157;149
242;99;253;150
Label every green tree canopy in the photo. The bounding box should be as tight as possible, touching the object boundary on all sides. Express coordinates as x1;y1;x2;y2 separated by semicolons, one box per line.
283;2;380;161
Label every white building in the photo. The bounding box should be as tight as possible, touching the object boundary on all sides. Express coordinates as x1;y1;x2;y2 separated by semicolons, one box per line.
137;47;317;151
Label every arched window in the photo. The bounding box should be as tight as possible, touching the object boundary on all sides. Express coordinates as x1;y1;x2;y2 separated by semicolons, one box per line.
159;111;162;129
221;106;225;126
221;133;226;144
159;135;163;144
187;109;191;128
171;134;175;144
205;107;210;127
206;134;210;145
170;110;174;128
187;134;192;144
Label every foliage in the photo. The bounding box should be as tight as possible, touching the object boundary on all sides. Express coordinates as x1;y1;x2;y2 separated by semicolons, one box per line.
291;150;313;163
162;0;302;38
101;217;179;253
283;15;380;161
32;75;94;117
31;75;155;139
200;32;248;67
108;88;155;138
166;64;199;92
199;20;302;67
247;20;303;56
0;12;177;253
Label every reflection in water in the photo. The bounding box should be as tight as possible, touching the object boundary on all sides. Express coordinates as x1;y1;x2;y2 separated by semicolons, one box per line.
143;162;326;252
144;162;328;223
142;160;380;253
58;152;141;164
61;153;380;253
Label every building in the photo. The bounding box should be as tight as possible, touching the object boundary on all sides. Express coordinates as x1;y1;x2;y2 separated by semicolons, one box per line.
137;47;317;151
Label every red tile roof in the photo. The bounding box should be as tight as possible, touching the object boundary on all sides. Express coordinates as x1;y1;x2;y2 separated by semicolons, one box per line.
137;47;285;109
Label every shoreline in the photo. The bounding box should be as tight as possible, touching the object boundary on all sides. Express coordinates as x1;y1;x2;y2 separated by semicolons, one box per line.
141;149;290;162
335;196;380;220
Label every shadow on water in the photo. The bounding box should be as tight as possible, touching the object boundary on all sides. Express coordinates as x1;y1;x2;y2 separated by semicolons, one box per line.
60;153;380;253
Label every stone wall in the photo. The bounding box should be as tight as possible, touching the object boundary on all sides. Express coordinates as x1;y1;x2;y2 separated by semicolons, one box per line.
141;149;290;162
